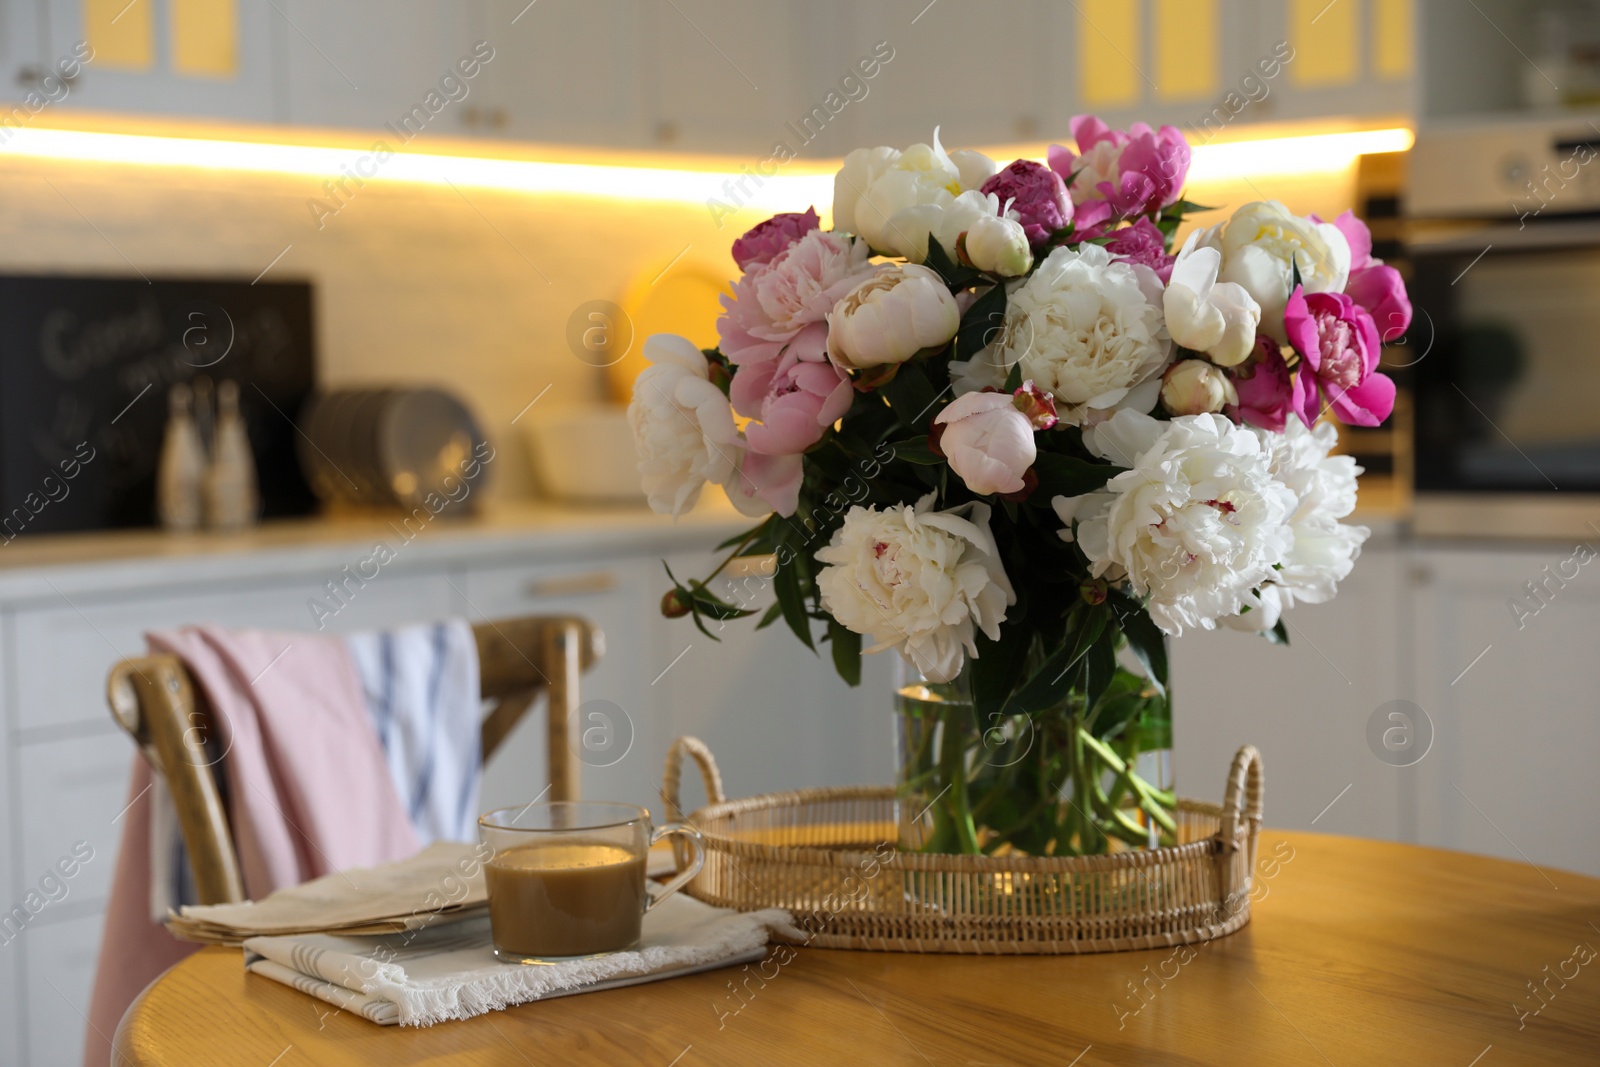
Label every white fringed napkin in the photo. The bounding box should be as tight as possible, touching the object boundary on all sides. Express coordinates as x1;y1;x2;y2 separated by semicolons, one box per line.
243;894;798;1026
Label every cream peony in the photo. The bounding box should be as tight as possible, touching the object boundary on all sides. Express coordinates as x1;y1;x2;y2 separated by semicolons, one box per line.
832;130;995;262
1163;229;1261;366
952;244;1171;426
1160;359;1238;416
826;263;961;370
816;495;1015;682
1211;201;1351;343
961;211;1032;277
1054;410;1296;635
628;334;743;518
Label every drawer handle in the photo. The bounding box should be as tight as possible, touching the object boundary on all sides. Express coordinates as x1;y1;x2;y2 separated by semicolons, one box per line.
525;571;617;598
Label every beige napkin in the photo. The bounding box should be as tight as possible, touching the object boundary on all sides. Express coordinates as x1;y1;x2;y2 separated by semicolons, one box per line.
166;841;488;946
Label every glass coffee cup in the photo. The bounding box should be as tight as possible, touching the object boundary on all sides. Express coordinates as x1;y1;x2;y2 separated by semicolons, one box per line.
479;802;705;962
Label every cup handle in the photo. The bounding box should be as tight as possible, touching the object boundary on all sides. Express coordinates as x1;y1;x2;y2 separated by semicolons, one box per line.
647;823;705;912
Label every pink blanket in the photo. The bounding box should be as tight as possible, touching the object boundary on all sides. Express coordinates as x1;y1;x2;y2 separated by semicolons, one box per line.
87;626;419;1067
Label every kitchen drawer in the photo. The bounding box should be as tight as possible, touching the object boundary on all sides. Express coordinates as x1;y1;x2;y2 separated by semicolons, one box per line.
20;908;107;1067
458;559;656;812
17;731;130;908
12;570;457;732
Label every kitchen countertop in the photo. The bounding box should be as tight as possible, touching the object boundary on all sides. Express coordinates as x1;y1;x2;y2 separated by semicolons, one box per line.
0;498;753;603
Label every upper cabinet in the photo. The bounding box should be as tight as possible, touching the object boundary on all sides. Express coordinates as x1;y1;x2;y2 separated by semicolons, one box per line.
42;0;283;122
14;0;1418;152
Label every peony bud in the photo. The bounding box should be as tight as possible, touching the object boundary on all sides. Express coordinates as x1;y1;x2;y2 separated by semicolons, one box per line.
826;263;961;370
959;215;1032;277
660;589;692;618
933;391;1037;496
1079;577;1108;606
1160;359;1238;416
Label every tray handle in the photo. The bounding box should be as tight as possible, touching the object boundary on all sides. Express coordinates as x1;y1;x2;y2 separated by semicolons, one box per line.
1217;744;1263;859
662;735;727;820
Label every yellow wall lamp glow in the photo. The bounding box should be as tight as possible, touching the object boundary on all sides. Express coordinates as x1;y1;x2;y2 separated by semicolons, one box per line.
0;124;1413;212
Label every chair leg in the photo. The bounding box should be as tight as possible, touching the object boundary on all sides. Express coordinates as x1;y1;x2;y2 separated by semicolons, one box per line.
543;620;583;802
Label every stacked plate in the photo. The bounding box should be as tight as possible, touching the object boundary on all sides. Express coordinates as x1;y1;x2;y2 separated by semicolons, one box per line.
298;388;489;510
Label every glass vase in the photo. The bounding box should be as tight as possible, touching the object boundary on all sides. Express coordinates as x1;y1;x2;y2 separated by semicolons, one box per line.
893;654;1176;857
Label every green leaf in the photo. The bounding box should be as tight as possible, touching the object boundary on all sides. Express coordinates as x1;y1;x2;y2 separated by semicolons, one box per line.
1108;590;1168;695
1082;633;1118;718
956;282;1007;362
755;600;783;629
1002;360;1023;393
714;517;772;552
772;551;816;652
882;360;942;433
1001;605;1108;716
1266;619;1291;646
924;236;980;289
882;436;944;465
971;618;1032;720
1030;453;1122;501
827;620;862;687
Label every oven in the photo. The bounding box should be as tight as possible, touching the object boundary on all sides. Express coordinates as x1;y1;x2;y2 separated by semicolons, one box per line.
1405;116;1600;539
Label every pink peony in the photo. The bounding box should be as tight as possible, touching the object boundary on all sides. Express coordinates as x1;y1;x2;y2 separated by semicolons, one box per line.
730;451;804;517
717;229;876;366
1102;217;1176;283
730;334;854;457
1324;211;1413;343
1048;116;1190;237
1228;336;1294;432
978;160;1073;246
1284;287;1396;428
933;390;1038;496
731;208;820;271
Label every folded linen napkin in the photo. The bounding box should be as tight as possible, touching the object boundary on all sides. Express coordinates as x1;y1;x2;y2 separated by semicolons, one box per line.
167;841;488;946
243;894;798;1026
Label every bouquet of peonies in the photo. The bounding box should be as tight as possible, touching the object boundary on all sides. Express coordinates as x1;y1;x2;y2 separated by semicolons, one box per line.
629;116;1408;857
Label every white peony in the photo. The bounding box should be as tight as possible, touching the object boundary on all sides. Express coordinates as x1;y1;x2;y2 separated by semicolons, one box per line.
960;210;1032;278
832;129;995;262
1226;420;1369;630
1054;410;1297;635
951;244;1172;426
1163;229;1261;366
826;263;961;370
1211;201;1351;343
816;495;1015;682
628;334;743;518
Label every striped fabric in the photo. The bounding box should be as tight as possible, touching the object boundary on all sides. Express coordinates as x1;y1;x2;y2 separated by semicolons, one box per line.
344;619;483;847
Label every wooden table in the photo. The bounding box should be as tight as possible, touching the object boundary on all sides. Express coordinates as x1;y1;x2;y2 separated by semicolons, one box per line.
115;831;1600;1066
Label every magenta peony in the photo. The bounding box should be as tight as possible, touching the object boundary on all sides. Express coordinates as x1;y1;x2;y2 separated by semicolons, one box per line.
1048;116;1191;236
1102;217;1176;283
731;208;822;271
1284;287;1396;428
1323;211;1412;343
978;160;1073;246
1228;336;1294;432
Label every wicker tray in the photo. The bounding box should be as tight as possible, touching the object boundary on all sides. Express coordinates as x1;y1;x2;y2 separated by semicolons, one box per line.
661;737;1263;955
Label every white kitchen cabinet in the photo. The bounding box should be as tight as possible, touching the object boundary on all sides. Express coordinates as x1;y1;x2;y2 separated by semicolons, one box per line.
20;909;109;1067
1408;542;1600;878
280;0;490;135
652;548;894;808
45;0;284;122
1171;528;1407;841
645;0;812;155
456;556;659;812
18;732;130;912
1253;0;1416;123
836;0;1048;151
476;0;650;148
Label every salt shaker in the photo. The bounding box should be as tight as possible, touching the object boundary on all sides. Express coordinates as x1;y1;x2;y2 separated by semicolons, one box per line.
203;379;260;532
157;382;205;532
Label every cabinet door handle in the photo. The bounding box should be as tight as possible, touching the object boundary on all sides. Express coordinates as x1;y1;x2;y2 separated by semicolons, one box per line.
525;571;617;598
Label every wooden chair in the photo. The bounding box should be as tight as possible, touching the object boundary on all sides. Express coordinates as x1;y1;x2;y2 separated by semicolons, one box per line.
105;616;603;906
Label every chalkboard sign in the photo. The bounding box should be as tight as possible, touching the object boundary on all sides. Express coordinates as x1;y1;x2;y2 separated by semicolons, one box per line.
0;275;317;536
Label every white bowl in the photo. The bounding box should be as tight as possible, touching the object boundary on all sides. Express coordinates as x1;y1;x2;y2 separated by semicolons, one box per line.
521;404;647;505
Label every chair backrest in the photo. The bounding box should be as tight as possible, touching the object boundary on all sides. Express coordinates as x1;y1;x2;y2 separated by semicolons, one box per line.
106;615;603;906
